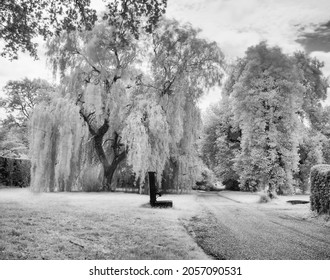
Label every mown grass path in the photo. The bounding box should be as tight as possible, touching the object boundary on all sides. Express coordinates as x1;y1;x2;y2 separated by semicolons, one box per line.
187;191;330;259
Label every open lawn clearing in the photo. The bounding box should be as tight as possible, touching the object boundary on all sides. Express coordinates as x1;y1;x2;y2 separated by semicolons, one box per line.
0;188;208;260
2;188;330;260
186;192;330;260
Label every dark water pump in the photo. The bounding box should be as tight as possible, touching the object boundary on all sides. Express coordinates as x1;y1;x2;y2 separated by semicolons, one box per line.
148;172;173;208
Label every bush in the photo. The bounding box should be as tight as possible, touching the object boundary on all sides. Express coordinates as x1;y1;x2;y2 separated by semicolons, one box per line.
194;167;216;191
310;164;330;215
258;192;271;203
0;156;30;187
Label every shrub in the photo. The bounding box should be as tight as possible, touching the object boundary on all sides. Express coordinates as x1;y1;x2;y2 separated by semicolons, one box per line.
310;164;330;215
258;192;271;203
0;156;30;187
195;167;216;191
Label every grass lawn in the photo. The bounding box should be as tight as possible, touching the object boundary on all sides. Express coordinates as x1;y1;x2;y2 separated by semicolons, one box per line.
0;188;209;260
2;187;329;260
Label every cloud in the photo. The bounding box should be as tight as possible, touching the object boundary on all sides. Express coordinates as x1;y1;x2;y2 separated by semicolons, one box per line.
167;0;330;57
0;42;53;98
296;21;330;53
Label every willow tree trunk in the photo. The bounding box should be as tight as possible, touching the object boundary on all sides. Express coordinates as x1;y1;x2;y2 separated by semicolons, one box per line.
93;130;126;191
79;112;126;191
103;151;126;191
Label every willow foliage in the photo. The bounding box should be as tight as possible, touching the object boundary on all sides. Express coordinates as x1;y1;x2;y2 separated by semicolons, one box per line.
122;93;170;186
30;97;94;191
30;16;224;192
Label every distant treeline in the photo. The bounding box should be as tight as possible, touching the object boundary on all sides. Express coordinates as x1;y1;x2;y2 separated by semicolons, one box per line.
0;156;30;187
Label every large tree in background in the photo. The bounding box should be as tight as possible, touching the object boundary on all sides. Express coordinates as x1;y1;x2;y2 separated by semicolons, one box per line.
1;78;55;125
201;42;329;195
0;78;55;157
0;125;28;157
227;43;304;194
201;97;240;190
201;61;245;190
293;51;328;129
292;52;329;193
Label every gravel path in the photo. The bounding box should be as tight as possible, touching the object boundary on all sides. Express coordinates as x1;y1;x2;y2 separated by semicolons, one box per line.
190;192;330;260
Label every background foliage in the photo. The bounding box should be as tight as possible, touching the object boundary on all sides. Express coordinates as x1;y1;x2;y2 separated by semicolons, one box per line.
0;156;30;187
202;42;329;195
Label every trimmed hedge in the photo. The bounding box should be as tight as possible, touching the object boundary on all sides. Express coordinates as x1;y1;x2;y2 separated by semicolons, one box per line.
0;156;31;187
310;164;330;215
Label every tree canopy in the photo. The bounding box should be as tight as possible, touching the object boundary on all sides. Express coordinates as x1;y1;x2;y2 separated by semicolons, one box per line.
1;78;55;125
202;42;329;195
0;78;55;158
232;42;304;193
29;2;224;192
0;0;167;60
0;0;97;60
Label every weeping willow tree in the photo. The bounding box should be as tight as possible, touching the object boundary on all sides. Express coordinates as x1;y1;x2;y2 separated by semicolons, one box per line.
30;11;224;192
30;98;95;191
146;19;224;192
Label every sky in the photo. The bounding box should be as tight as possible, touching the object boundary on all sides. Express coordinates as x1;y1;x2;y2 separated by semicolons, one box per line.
1;0;330;117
